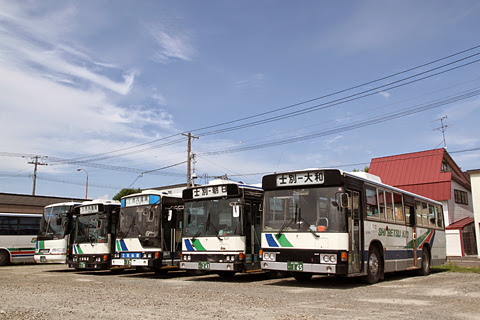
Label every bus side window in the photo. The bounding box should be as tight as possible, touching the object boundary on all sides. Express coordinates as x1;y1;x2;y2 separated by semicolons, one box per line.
429;205;436;228
385;191;394;221
393;193;404;223
415;201;422;227
365;187;378;218
436;205;444;228
422;202;428;226
377;189;386;220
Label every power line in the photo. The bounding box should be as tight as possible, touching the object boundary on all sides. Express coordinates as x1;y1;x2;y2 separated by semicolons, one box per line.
195;55;480;136
189;44;480;134
199;88;480;156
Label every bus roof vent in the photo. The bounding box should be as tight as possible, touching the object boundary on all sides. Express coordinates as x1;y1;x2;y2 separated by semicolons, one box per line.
349;172;382;183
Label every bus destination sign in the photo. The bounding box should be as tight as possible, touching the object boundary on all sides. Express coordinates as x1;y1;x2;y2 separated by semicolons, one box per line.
276;171;324;187
125;195;150;207
80;204;99;215
192;185;228;199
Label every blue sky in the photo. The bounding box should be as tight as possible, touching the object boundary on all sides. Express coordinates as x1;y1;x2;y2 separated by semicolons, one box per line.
1;1;480;199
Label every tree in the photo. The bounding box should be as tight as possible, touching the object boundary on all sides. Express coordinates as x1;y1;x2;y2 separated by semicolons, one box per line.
113;188;141;201
353;166;369;173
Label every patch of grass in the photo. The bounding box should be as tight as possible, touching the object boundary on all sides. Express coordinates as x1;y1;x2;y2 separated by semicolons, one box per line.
432;263;480;274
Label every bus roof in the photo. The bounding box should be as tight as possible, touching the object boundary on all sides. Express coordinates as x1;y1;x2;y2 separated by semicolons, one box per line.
79;199;120;206
44;201;84;208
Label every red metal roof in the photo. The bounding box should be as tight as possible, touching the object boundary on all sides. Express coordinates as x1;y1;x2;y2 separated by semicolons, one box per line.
446;217;474;230
369;149;452;201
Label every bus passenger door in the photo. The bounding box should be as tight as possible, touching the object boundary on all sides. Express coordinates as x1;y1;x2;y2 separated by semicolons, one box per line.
348;191;362;274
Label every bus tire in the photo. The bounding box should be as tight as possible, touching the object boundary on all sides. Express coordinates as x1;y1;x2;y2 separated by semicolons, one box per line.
293;272;312;282
217;271;236;278
366;246;382;284
0;250;9;266
417;249;431;276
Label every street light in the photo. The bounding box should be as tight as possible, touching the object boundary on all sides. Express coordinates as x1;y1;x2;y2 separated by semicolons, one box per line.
77;168;88;199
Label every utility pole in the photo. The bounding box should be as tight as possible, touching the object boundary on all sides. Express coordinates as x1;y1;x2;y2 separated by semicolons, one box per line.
25;155;48;195
182;132;198;188
432;115;451;148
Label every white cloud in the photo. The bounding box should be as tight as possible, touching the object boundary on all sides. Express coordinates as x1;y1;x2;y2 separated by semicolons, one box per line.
379;91;391;99
146;23;195;63
234;73;265;88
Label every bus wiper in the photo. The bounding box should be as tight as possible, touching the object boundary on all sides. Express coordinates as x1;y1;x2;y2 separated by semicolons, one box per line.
118;219;136;240
300;217;320;238
190;226;204;243
206;220;223;241
276;218;294;238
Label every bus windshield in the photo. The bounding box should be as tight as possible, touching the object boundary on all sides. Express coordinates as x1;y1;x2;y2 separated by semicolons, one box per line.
118;205;160;240
74;214;108;244
263;187;346;233
38;206;71;239
184;198;243;237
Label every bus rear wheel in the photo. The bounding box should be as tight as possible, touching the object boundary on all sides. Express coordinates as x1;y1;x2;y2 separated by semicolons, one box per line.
293;272;312;282
417;249;431;276
0;250;9;266
365;247;382;284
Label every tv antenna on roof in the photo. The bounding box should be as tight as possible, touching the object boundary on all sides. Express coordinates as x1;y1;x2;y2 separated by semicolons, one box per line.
432;115;451;149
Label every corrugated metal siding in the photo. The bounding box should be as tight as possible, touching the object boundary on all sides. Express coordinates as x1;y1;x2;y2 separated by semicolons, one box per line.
369;149;452;201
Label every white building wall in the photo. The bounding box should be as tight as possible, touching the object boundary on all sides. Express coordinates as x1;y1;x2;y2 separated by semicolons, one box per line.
449;180;474;224
468;171;480;258
446;229;462;256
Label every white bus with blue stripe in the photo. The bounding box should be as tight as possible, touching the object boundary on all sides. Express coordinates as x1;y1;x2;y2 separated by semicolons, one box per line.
68;200;120;270
260;169;446;283
111;190;184;273
180;180;263;278
35;202;83;264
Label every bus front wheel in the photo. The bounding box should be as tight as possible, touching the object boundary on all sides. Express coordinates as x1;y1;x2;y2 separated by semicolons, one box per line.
0;250;9;266
293;272;312;282
365;247;382;284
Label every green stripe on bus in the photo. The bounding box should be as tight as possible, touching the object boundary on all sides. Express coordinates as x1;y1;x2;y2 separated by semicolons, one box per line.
275;234;293;247
39;240;45;250
116;240;121;252
76;245;84;254
192;239;206;251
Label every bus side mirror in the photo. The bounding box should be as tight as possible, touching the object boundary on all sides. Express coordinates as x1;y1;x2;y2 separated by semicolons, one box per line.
96;220;102;229
341;193;349;208
56;217;62;225
168;209;173;221
232;205;240;218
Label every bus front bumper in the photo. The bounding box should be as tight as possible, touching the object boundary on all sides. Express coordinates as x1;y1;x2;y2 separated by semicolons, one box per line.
261;261;345;275
34;254;67;264
180;261;242;272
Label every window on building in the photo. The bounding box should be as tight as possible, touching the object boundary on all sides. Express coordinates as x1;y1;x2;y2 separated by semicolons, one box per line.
441;160;448;172
454;189;468;205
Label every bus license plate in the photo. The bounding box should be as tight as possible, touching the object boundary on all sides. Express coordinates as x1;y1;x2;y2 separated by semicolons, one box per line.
124;259;132;266
79;262;86;268
198;261;210;270
40;256;46;262
287;261;303;271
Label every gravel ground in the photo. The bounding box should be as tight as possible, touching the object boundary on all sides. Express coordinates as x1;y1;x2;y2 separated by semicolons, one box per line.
0;264;479;320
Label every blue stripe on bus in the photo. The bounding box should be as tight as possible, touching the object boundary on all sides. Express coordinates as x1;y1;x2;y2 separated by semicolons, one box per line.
265;234;279;247
119;240;128;251
184;239;194;251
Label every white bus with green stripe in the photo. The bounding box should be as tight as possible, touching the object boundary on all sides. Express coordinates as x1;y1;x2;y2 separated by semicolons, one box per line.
0;213;41;265
111;190;184;273
260;169;446;283
180;180;263;278
68;200;120;270
35;202;83;264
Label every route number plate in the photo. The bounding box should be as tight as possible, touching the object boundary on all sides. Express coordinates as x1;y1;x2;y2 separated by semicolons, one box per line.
287;261;303;271
198;261;210;270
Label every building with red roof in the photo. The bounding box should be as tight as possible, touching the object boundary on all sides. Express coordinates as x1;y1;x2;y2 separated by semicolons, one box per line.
369;148;476;256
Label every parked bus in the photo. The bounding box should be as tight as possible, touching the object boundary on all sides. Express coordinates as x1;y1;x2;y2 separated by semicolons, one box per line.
68;199;120;270
0;213;41;265
260;169;446;283
111;190;184;274
180;180;263;277
35;202;83;264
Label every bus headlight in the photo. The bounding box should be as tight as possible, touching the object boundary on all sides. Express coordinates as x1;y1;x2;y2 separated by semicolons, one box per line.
263;252;276;261
50;248;66;254
320;254;337;264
